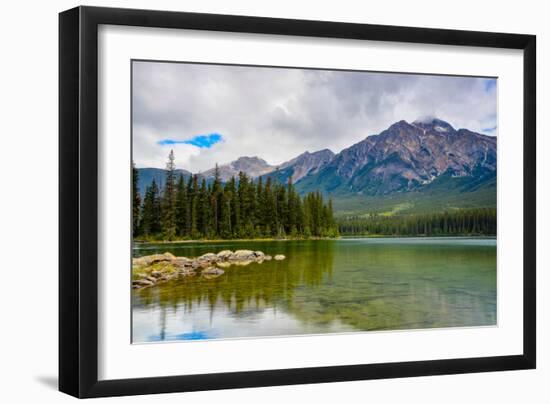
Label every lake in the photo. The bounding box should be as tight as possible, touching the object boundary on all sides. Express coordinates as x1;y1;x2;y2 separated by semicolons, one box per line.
132;237;496;343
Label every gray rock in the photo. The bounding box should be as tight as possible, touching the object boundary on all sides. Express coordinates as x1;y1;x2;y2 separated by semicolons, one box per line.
231;249;255;260
198;253;218;262
202;267;225;279
217;250;234;260
202;267;225;275
173;257;192;267
132;279;154;287
133;252;176;267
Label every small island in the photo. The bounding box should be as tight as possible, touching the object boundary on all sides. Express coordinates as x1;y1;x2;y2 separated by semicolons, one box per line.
132;249;286;289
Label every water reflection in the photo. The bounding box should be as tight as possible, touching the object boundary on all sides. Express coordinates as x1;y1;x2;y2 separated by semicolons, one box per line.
132;238;496;342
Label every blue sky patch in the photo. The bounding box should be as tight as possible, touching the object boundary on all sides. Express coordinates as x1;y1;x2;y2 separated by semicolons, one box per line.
158;133;223;148
484;79;497;93
482;125;497;135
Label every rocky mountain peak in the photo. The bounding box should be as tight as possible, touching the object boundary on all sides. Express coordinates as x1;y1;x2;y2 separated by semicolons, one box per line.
412;117;455;133
278;148;335;182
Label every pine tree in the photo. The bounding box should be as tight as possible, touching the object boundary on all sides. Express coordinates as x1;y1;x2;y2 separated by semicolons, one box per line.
226;177;239;237
211;164;222;236
198;178;210;238
219;189;232;238
264;177;277;237
175;174;187;237
189;175;199;238
161;150;177;240
132;149;341;241
140;179;161;237
132;162;141;237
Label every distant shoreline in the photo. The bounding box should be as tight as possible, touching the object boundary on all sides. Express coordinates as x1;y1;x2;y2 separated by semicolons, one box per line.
133;237;338;245
133;235;496;245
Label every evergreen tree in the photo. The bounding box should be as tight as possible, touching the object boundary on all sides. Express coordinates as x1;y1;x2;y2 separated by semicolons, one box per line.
211;164;223;235
189;175;199;238
175;174;187;237
132;162;141;237
198;178;210;237
132;150;341;241
161;150;177;240
140;179;161;237
226;177;240;238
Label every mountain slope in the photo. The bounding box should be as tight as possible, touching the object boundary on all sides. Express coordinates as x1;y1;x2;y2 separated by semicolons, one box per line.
297;118;496;197
136;118;497;214
136;167;191;197
264;149;335;184
201;156;275;181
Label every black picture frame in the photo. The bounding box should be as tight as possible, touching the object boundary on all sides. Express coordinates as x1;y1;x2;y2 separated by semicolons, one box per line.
59;5;536;398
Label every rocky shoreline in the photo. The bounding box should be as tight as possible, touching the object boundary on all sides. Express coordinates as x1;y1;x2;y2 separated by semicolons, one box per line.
132;250;286;289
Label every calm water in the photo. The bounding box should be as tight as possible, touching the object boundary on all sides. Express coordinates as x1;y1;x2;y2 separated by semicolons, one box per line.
132;238;496;343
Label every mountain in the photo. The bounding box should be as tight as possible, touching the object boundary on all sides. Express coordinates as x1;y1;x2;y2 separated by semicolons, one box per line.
296;118;496;198
136;118;496;214
201;156;275;182
136;167;191;198
266;149;335;183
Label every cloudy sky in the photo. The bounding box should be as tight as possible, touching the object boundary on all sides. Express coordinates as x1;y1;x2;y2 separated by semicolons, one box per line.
132;60;497;172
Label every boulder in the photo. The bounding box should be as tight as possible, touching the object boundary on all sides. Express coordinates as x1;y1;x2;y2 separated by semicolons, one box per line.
202;267;225;275
172;257;192;267
217;250;234;260
132;279;154;287
231;250;255;260
202;267;225;279
151;271;162;278
274;254;286;261
132;257;148;267
134;252;176;266
254;251;265;258
198;253;218;262
178;268;196;276
216;261;231;268
151;252;176;263
264;255;272;261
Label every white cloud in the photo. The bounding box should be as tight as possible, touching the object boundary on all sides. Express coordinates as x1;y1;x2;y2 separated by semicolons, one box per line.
132;61;497;172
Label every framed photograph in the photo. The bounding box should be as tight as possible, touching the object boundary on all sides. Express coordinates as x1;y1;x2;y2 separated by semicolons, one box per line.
59;6;536;398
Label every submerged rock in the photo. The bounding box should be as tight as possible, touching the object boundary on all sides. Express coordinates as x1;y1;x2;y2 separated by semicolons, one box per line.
202;267;225;279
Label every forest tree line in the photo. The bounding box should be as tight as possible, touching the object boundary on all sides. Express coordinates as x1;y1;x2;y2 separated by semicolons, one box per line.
337;208;497;237
133;150;339;241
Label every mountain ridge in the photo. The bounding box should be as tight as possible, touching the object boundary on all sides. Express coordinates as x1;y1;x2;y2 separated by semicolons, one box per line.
136;118;496;213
